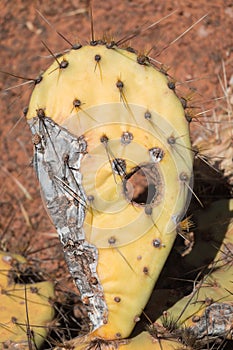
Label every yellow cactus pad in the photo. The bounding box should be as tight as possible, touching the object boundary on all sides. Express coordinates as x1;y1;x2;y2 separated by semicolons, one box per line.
0;251;54;349
27;44;193;338
57;331;181;350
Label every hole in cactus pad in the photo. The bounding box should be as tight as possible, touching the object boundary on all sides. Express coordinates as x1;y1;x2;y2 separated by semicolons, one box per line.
123;163;163;206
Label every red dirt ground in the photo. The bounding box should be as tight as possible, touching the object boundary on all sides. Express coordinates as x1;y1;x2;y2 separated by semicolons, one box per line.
0;0;232;347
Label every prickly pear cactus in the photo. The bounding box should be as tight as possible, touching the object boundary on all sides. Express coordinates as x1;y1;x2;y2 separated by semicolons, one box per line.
26;43;193;339
0;251;54;349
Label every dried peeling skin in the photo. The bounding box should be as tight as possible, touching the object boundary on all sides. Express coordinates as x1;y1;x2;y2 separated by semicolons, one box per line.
0;251;54;348
190;302;233;339
28;116;107;330
27;44;193;339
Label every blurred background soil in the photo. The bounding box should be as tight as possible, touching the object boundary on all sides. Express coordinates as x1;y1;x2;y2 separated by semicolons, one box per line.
0;0;232;346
